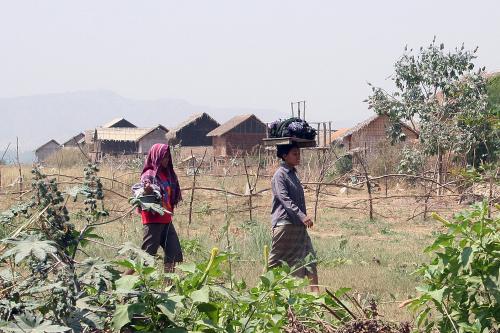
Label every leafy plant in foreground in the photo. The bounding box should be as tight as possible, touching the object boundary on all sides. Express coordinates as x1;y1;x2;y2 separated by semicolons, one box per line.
409;202;499;333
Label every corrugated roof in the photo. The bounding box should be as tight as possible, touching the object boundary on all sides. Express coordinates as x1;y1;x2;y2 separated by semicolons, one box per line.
330;128;350;141
206;114;258;136
166;113;219;139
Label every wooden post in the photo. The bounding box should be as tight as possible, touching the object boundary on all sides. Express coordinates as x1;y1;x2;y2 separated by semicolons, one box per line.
188;149;207;236
303;101;306;121
355;152;373;221
313;150;322;223
488;174;493;219
16;137;22;194
437;147;443;196
323;122;327;148
384;163;388;197
328;122;332;146
243;155;253;222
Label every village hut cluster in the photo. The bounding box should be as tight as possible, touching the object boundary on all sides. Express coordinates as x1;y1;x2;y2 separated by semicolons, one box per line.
35;112;419;163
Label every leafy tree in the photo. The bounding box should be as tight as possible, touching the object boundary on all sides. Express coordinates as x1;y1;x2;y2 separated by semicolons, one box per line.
470;73;500;165
367;39;491;191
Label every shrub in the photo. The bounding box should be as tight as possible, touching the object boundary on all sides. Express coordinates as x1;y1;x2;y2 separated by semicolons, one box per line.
409;202;499;333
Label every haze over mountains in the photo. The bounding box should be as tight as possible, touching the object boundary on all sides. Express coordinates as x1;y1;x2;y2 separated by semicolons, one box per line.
0;90;280;163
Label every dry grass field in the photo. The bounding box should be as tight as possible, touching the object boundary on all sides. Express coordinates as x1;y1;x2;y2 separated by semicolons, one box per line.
0;159;467;324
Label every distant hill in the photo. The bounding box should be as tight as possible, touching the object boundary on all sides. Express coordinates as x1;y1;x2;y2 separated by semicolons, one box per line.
0;90;279;163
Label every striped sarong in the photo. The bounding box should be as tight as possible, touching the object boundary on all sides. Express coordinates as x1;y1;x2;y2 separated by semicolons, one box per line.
268;223;317;278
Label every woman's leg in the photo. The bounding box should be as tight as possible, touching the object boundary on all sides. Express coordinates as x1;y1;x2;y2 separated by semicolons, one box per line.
125;224;163;275
307;268;319;293
304;232;319;292
162;222;183;273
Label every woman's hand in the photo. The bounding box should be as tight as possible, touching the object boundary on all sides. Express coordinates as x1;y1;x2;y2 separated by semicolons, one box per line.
143;180;153;195
302;216;313;228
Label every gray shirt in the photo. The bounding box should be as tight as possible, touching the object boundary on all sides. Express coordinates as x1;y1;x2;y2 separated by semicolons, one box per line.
271;162;307;227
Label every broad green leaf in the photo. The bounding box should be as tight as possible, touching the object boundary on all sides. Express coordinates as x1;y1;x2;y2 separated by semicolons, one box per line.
427;287;446;303
1;236;58;264
118;242;155;266
177;262;196;273
1;314;70;333
114;259;135;270
460;246;474;268
334;287;352;297
157;301;177;321
191;285;210;303
259;275;270;288
196;302;219;323
115;275;140;292
111;303;145;330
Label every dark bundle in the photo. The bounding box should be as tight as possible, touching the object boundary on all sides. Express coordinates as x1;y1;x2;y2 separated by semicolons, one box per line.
269;117;316;140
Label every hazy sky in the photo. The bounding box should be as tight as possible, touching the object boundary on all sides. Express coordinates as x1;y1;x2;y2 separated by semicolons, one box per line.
1;0;499;126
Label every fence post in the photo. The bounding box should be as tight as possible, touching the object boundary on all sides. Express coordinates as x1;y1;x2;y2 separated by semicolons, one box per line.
187;149;207;236
355;152;373;221
16;137;23;196
243;155;253;222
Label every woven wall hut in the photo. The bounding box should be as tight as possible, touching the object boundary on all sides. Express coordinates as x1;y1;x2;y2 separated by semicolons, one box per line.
207;114;267;157
333;114;419;155
137;125;169;154
35;139;61;162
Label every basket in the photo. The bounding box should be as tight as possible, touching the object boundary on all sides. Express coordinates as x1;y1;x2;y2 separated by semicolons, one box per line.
136;195;161;204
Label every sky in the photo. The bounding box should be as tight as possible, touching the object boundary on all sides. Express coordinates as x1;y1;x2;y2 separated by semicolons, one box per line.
0;0;499;126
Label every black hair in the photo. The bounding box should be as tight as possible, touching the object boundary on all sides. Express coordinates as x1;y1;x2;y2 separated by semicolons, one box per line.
276;142;299;160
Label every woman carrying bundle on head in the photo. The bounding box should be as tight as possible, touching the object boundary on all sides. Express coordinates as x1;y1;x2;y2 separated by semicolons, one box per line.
268;142;319;292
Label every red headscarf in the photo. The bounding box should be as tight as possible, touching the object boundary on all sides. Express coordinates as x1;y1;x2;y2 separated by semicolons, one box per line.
141;144;182;207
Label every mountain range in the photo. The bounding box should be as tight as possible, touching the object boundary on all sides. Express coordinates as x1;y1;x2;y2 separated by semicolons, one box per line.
0;90;280;163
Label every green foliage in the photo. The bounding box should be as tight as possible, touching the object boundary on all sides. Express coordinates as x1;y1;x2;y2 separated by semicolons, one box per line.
2;163;455;332
409;202;499;332
180;238;204;257
334;154;353;175
397;146;425;175
0;165;114;332
467;73;500;165
1;234;57;264
128;197;168;215
0;313;70;332
367;39;491;161
111;247;348;332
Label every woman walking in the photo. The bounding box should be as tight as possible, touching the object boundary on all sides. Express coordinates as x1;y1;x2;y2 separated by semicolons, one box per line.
131;143;183;274
268;142;319;292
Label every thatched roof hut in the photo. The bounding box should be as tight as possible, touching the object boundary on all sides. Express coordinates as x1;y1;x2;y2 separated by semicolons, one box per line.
166;113;219;146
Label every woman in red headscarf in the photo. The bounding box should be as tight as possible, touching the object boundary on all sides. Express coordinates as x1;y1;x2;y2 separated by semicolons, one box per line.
134;143;183;273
